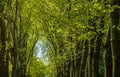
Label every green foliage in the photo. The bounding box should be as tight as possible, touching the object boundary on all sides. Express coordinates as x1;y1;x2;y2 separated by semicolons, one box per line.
29;57;46;77
1;0;118;77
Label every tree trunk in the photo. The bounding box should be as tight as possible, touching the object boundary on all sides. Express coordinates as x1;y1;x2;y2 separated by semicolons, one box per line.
0;4;8;77
85;62;88;77
110;0;120;77
88;38;94;77
80;40;88;77
104;27;112;77
76;41;83;77
92;36;101;77
5;52;9;77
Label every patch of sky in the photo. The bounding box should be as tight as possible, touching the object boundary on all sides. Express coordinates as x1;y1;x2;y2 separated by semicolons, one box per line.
35;41;48;64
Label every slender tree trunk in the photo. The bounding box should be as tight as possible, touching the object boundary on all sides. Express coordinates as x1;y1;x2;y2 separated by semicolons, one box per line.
85;62;88;77
0;4;7;77
76;41;83;77
88;38;94;77
80;40;88;77
110;0;120;77
102;0;113;77
5;51;9;77
104;27;112;77
92;36;101;77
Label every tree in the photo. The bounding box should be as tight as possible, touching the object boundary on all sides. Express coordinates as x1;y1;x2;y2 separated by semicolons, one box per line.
110;0;120;77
